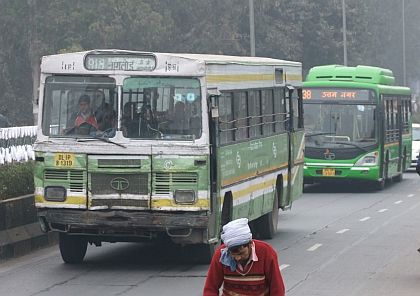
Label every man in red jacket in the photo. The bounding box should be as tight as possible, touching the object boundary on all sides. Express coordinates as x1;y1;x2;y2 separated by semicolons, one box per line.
203;218;285;296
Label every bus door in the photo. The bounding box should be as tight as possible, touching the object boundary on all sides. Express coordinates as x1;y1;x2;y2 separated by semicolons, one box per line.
284;86;304;209
397;99;403;172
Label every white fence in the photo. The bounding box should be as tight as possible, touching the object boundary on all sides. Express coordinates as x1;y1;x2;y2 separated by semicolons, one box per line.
0;126;37;165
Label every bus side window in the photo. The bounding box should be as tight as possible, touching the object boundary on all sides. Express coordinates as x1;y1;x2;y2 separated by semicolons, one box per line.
273;88;285;133
219;93;234;144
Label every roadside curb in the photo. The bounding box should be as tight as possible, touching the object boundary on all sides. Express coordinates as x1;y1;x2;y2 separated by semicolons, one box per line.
0;195;58;261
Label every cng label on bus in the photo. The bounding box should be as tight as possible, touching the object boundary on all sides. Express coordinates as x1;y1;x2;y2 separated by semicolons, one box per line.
54;153;75;167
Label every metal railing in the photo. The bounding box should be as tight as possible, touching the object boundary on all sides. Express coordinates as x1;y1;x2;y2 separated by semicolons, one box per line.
0;126;37;165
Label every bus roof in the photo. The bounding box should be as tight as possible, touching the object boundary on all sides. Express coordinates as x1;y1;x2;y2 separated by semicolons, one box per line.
41;49;301;67
305;65;396;85
164;52;301;67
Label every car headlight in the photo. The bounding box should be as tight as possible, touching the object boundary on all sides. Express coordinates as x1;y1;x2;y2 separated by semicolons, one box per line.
355;152;378;166
174;190;196;204
44;186;66;202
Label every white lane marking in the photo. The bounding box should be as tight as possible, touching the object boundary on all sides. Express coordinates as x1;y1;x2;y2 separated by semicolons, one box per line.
408;194;415;198
359;217;371;222
280;264;290;271
378;209;388;213
307;243;323;251
394;200;403;204
336;229;350;234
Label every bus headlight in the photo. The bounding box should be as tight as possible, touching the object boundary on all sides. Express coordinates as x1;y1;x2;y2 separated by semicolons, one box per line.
174;190;196;204
355;152;378;166
44;186;67;202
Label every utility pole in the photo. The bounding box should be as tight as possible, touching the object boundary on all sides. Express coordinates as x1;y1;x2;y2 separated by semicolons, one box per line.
342;0;348;66
402;0;407;86
249;0;256;56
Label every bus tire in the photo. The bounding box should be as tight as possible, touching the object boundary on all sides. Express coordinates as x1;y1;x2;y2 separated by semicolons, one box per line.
59;233;88;264
255;189;279;239
375;179;385;190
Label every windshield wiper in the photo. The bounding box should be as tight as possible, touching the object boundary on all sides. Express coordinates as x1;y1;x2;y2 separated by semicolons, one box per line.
77;136;126;148
332;141;367;152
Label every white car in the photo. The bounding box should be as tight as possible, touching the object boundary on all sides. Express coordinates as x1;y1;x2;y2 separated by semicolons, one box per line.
411;123;420;168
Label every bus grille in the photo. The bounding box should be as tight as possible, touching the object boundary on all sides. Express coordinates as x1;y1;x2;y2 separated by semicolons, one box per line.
98;159;142;168
90;173;148;195
154;172;198;195
44;169;85;193
90;198;149;208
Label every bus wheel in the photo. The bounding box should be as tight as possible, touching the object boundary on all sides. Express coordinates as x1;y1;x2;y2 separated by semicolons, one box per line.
255;189;279;239
374;179;385;190
59;233;87;264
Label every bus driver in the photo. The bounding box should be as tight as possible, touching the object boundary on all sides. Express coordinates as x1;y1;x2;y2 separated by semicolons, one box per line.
66;94;99;135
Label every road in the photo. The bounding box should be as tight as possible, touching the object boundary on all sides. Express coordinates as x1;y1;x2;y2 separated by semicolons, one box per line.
1;173;420;295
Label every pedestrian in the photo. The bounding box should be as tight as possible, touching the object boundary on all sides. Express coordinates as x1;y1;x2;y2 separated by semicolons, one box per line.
203;218;285;296
416;151;420;176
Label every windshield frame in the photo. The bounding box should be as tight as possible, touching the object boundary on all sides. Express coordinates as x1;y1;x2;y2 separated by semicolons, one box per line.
304;100;378;149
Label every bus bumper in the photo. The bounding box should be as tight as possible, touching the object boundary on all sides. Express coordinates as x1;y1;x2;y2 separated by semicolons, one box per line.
304;165;380;183
37;208;210;244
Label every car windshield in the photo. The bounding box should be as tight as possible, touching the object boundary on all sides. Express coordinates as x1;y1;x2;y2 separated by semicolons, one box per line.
304;103;376;148
42;76;117;138
121;77;202;140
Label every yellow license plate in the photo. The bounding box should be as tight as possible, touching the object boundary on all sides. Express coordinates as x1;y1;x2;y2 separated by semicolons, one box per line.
322;168;335;176
54;153;75;167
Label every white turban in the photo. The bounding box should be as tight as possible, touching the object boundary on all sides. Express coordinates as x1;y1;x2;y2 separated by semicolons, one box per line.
221;218;252;249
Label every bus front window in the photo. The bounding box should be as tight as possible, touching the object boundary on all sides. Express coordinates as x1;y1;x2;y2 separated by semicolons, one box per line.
42;76;117;138
122;77;202;140
305;103;376;147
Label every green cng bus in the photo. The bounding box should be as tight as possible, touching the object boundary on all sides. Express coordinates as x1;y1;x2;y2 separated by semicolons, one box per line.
303;65;412;189
34;50;304;263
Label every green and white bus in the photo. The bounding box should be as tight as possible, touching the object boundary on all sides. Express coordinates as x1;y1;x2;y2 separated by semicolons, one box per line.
303;65;412;189
34;50;304;263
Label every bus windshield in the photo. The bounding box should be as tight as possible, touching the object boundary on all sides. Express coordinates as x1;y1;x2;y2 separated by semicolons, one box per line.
122;77;201;140
41;76;202;140
42;76;117;138
304;103;376;148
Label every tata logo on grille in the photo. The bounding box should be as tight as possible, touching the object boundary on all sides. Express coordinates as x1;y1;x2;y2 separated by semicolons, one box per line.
324;149;335;160
110;177;130;191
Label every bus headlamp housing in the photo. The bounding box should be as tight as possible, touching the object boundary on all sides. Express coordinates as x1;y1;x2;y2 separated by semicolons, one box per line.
44;186;67;202
355;152;378;166
174;190;196;204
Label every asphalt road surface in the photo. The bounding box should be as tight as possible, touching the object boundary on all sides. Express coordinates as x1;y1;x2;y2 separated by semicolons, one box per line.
1;172;420;295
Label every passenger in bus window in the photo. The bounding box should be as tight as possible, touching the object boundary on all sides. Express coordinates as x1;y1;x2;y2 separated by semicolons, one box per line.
122;102;140;137
139;104;158;138
170;101;188;134
65;94;98;135
93;90;117;131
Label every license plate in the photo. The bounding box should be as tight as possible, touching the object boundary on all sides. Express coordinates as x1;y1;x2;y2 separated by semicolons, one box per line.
54;153;75;167
322;168;335;176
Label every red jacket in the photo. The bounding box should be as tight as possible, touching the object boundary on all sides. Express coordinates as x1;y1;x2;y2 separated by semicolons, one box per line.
75;114;98;129
203;240;285;296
